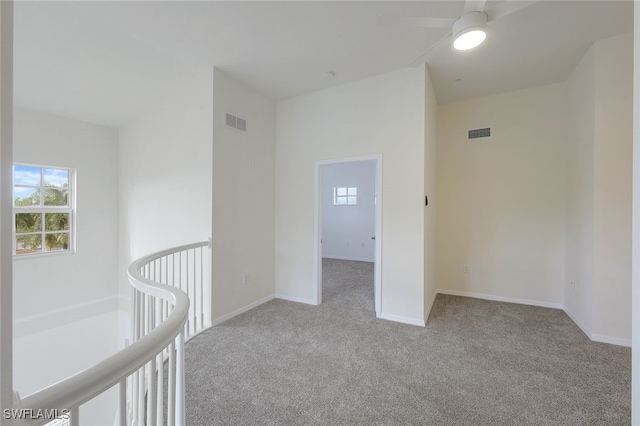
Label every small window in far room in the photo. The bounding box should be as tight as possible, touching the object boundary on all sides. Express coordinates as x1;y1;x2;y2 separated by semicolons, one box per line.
13;164;75;257
334;187;357;206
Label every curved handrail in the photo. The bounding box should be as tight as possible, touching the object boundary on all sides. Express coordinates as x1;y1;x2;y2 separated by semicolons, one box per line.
16;242;209;425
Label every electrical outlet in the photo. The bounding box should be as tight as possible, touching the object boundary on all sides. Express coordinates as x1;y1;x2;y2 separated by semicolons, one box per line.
361;242;365;248
346;241;350;247
570;281;576;291
244;273;250;285
463;265;469;274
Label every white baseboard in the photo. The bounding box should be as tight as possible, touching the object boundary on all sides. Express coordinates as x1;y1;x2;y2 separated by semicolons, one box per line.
211;295;275;327
322;256;374;263
563;307;631;347
436;288;564;310
562;306;592;338
14;295;119;338
379;313;426;327
274;293;317;306
424;290;438;324
591;334;631;347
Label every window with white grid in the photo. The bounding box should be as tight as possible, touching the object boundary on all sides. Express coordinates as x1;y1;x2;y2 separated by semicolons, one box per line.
334;187;357;206
13;164;75;256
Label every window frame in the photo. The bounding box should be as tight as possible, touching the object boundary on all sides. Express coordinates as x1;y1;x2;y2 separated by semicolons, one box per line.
13;163;76;258
333;186;357;206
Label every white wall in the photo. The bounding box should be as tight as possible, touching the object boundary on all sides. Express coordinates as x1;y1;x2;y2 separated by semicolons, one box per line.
321;160;376;262
13;311;120;425
118;67;213;308
0;3;13;410
565;47;596;332
436;83;566;306
423;68;438;322
565;33;633;343
13;107;120;330
211;68;276;321
592;34;633;341
276;66;427;324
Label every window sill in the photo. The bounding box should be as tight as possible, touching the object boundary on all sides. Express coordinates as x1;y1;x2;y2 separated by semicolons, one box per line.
13;249;76;261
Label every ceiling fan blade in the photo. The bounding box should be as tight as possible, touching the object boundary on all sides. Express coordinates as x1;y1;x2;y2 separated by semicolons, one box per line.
486;0;537;22
378;15;454;29
409;31;451;67
462;0;487;14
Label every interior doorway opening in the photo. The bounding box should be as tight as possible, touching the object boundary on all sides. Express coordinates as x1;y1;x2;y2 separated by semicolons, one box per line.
314;155;382;317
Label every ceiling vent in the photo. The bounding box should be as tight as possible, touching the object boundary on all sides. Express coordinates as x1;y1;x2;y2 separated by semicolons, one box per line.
225;113;247;132
467;127;491;140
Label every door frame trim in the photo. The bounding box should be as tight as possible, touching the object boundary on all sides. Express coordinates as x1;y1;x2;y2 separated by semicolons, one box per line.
313;154;382;316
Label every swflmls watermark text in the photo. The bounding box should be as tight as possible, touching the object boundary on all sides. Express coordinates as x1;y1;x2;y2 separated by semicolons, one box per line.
3;408;70;420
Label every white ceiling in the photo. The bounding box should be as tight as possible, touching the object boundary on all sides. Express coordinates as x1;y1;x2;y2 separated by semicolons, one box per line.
13;1;633;129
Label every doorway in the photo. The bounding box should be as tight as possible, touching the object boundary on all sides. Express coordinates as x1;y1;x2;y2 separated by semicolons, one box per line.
314;155;382;317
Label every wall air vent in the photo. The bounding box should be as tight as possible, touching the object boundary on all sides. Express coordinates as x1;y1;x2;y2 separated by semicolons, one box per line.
468;127;491;140
225;113;236;128
225;113;247;132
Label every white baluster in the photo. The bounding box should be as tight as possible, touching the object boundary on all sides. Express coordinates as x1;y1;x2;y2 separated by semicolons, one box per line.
175;326;186;426
167;341;176;426
147;356;157;426
70;406;79;426
119;379;127;426
131;290;140;425
179;251;182;293
189;249;195;336
138;290;144;340
156;351;164;426
155;294;164;426
200;247;204;331
137;364;145;425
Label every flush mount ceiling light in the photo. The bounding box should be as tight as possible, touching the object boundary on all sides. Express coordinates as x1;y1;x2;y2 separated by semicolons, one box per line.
452;11;487;51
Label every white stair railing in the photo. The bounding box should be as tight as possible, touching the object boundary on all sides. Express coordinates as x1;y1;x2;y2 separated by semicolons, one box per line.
126;241;212;426
13;240;211;426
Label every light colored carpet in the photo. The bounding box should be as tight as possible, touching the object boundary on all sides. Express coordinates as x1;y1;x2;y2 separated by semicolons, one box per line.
184;258;631;425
